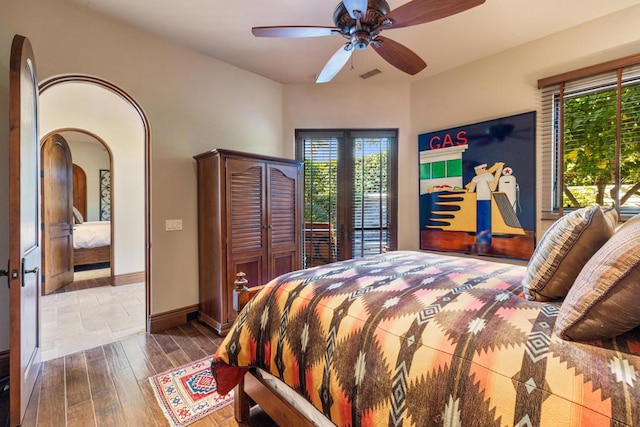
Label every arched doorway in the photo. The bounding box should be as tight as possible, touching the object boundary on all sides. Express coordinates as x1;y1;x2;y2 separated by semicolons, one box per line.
38;75;150;359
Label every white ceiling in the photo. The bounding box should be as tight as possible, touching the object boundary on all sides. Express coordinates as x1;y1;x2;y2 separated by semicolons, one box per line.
66;0;640;84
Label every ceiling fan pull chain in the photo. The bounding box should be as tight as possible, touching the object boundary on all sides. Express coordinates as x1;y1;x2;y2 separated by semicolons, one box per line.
350;53;354;71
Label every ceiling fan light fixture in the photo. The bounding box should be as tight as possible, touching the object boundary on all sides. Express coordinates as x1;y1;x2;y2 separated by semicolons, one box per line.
351;30;371;50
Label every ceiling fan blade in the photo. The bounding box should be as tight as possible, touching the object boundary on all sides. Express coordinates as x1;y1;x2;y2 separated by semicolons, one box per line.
252;26;339;38
382;0;484;29
316;45;353;83
342;0;368;19
372;36;426;75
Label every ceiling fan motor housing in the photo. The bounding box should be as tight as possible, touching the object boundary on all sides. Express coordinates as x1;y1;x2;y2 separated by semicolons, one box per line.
334;0;391;50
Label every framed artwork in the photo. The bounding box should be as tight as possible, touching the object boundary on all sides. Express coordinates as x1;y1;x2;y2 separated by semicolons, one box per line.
418;111;536;260
99;169;111;221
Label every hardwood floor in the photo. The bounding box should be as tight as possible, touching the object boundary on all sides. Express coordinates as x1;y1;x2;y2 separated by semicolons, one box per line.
3;321;277;427
50;275;110;294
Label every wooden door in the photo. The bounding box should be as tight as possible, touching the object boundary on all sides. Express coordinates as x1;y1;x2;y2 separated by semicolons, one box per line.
267;162;302;279
42;133;74;294
9;34;42;426
72;163;87;219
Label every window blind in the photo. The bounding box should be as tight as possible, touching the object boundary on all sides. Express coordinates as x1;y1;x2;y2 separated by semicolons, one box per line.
351;131;392;257
296;131;340;266
539;57;640;217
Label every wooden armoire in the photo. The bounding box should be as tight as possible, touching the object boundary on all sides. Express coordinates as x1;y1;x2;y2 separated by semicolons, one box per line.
194;149;303;335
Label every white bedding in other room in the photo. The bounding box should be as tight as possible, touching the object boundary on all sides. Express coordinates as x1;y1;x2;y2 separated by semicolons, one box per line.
73;221;110;249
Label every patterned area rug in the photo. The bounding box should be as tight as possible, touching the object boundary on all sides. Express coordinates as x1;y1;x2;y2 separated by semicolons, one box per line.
149;357;234;427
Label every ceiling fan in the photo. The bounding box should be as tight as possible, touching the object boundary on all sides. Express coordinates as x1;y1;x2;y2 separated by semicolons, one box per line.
252;0;485;83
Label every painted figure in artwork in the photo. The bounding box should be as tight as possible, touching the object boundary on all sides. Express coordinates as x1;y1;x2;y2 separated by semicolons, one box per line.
465;162;504;246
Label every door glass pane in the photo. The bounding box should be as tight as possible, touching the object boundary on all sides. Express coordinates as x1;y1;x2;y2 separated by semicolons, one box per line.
21;61;39;253
352;137;388;258
302;136;338;267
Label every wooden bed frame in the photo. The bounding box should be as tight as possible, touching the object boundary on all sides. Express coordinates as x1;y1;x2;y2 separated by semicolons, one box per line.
73;245;111;267
231;272;316;426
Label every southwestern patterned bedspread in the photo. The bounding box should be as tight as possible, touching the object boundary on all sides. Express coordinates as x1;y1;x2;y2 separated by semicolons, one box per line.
212;251;640;426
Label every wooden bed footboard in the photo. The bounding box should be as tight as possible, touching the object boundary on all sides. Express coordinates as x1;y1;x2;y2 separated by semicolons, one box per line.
231;272;315;426
234;370;316;426
73;245;111;267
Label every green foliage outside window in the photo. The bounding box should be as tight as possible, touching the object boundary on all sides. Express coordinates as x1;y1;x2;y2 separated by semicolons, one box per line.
562;83;640;211
305;139;389;225
304;157;337;224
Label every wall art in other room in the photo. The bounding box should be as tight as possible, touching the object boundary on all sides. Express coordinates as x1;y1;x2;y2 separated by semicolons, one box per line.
99;169;111;221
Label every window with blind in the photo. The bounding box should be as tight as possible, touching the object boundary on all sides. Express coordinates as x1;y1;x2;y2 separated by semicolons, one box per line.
539;55;640;218
295;129;398;267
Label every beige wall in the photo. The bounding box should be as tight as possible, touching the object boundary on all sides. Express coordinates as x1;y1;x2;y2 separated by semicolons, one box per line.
1;0;639;354
411;5;640;238
0;0;283;352
283;3;640;251
282;82;415;249
64;135;111;223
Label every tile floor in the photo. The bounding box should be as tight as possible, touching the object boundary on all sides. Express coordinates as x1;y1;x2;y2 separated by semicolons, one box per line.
41;271;146;361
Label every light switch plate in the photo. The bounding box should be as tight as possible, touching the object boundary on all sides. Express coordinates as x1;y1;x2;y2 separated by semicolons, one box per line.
165;219;183;231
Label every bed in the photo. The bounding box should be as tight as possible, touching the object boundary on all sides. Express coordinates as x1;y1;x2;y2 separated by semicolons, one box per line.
212;207;640;426
73;220;111;267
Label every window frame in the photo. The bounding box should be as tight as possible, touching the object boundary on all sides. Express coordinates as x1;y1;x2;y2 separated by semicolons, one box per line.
538;53;640;220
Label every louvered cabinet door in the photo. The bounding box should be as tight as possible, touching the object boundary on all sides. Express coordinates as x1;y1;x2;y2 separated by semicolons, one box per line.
225;157;267;321
267;163;302;279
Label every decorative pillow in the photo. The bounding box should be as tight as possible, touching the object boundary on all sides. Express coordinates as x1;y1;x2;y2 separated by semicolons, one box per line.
615;211;640;233
523;206;616;301
555;218;640;341
601;206;618;230
72;206;84;224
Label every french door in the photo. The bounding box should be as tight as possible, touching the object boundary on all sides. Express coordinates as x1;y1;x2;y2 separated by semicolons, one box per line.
296;129;398;267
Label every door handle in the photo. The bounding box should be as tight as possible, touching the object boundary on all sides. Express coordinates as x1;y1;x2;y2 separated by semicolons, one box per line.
1;260;18;288
21;258;39;288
